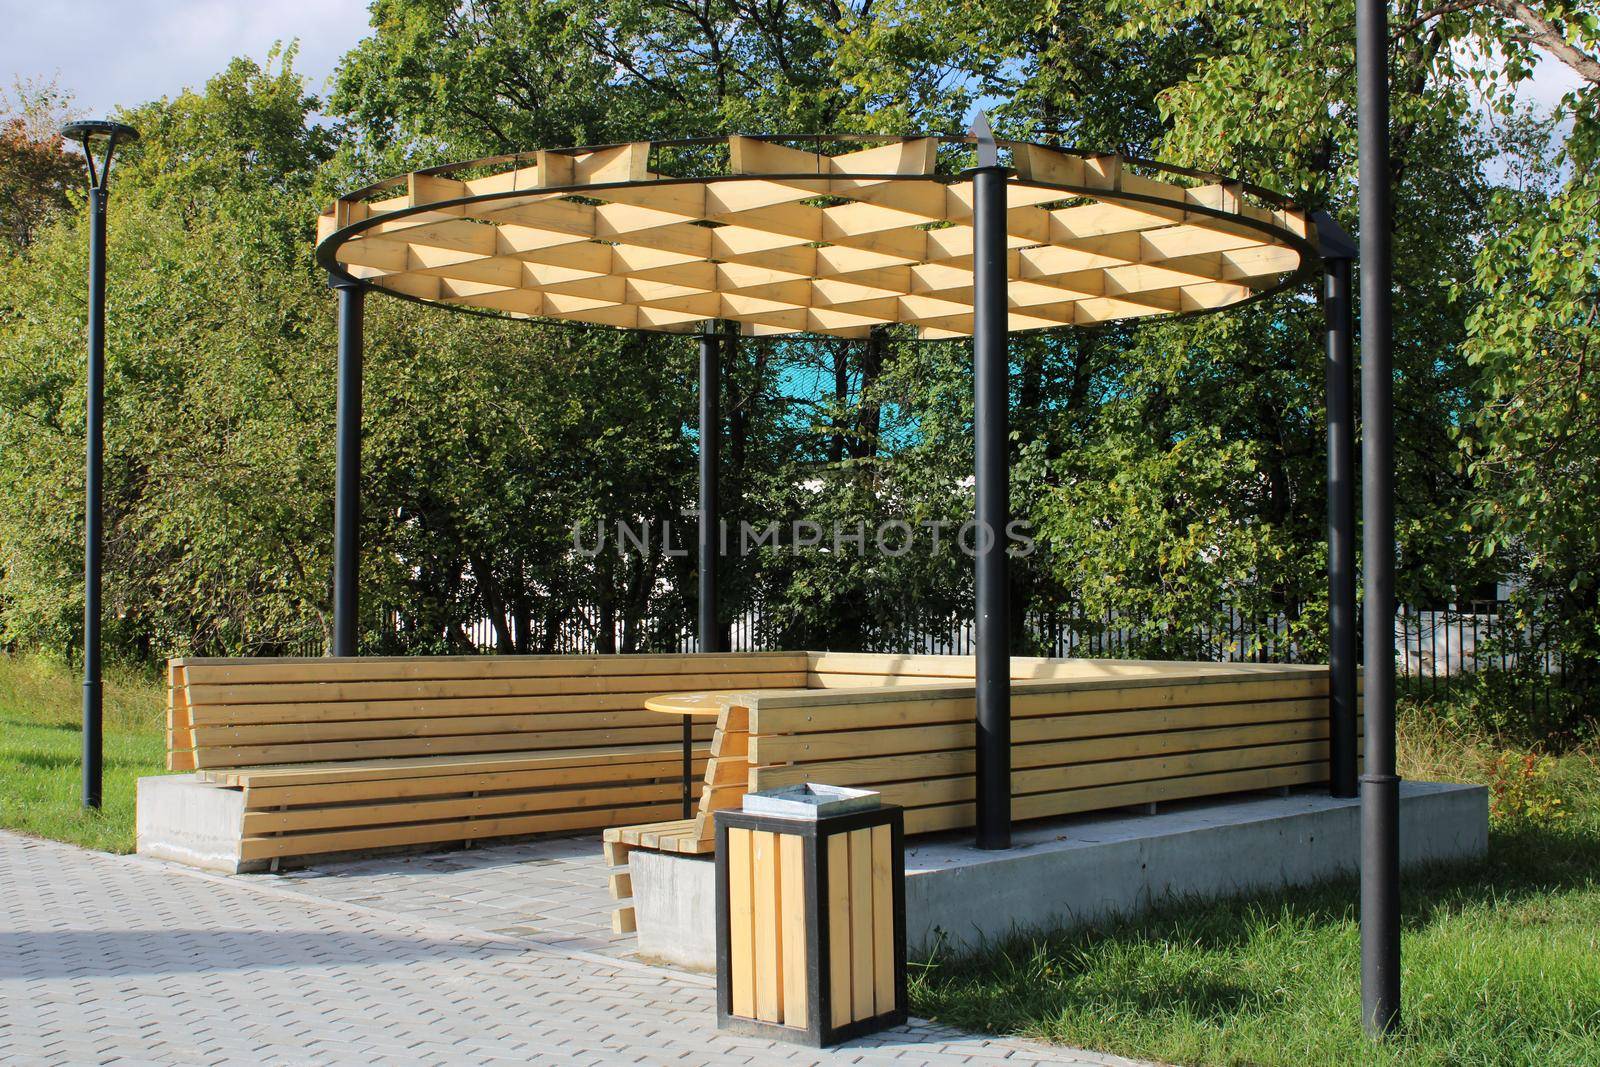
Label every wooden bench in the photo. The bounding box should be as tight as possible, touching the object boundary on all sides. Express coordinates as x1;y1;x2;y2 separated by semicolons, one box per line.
162;652;809;866
603;653;1361;932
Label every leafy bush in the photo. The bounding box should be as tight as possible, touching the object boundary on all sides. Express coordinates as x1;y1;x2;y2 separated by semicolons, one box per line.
1486;750;1568;829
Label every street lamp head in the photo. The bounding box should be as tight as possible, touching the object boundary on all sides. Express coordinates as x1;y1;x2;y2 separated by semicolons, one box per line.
59;119;140;143
58;120;140;190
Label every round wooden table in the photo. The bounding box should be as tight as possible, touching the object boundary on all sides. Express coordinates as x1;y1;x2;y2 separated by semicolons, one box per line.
645;691;734;818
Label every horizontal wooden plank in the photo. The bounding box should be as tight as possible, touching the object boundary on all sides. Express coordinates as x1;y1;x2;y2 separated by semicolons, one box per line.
638;822;703;851
194;722;714;768
1011;713;1337;755
1011;716;1346;769
700;783;747;812
752;721;972;764
242;755;708;808
242;780;683;834
1015;739;1350;796
749;699;1334;764
185;669;808;708
239;800;687;860
609;818;696;845
771;670;1340;710
706;757;749;787
752;684;1334;733
805;651;1328;682
193;707;681;746
201;742;705;787
750;721;1360;791
752;749;975;790
901;761;1327;836
176;651;807;685
185;691;666;727
806;673;967;689
830;739;1341;813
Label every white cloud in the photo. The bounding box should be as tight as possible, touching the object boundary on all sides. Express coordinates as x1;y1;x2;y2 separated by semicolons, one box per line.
1;0;373;115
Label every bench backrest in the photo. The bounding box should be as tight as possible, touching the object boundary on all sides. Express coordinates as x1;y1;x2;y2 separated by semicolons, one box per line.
740;662;1355;836
167;652;809;771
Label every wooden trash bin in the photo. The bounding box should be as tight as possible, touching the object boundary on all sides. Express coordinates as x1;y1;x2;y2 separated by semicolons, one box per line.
713;792;906;1046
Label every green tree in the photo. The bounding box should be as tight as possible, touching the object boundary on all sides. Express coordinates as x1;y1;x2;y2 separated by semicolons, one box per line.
1459;168;1600;715
0;79;80;250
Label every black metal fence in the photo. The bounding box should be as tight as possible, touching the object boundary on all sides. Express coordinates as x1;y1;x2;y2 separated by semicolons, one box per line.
270;593;1571;723
388;597;1563;683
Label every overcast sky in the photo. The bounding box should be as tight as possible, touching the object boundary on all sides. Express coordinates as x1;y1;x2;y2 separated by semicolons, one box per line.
2;0;1586;130
1;0;372;115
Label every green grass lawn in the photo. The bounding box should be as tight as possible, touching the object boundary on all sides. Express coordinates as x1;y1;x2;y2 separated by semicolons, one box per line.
910;712;1600;1066
0;654;167;852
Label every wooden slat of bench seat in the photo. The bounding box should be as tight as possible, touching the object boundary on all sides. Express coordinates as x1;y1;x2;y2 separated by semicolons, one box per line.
239;800;686;861
193;722;715;769
242;779;686;834
193;707;693;746
242;755;709;808
604;818;714;855
184;670;808;708
179;652;808;686
200;742;711;788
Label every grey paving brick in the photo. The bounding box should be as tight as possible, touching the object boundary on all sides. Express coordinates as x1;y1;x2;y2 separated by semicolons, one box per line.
1;830;1148;1067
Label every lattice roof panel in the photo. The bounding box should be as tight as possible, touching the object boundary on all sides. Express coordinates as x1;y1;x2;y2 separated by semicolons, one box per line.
317;136;1318;340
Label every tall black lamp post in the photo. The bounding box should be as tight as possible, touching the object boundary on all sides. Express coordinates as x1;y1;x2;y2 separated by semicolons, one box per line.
60;119;139;810
1357;0;1402;1034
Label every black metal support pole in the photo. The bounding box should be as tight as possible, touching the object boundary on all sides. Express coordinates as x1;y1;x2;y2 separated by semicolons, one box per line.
82;186;107;810
1358;0;1402;1035
1315;213;1359;800
698;322;723;656
691;321;725;817
971;162;1011;851
682;714;694;818
330;275;365;658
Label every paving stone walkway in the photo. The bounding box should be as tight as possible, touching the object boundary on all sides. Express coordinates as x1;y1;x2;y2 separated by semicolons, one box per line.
0;831;1149;1066
268;833;628;960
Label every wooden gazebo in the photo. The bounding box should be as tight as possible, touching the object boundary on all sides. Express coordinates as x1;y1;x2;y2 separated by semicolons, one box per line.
314;131;1354;854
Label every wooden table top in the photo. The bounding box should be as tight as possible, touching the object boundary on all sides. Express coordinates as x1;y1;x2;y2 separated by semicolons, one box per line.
643;689;809;717
643;692;730;717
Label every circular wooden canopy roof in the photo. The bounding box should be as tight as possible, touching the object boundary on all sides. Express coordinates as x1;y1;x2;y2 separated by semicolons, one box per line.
316;135;1319;340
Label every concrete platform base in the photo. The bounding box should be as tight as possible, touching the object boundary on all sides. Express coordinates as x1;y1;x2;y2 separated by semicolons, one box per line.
137;774;263;874
630;781;1488;970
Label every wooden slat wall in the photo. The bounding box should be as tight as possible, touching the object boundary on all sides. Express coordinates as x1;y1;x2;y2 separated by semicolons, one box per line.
163;652;808;865
749;664;1360;837
168;652;808;770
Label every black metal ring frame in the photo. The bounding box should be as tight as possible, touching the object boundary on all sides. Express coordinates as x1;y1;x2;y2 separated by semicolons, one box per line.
317;133;1325;340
